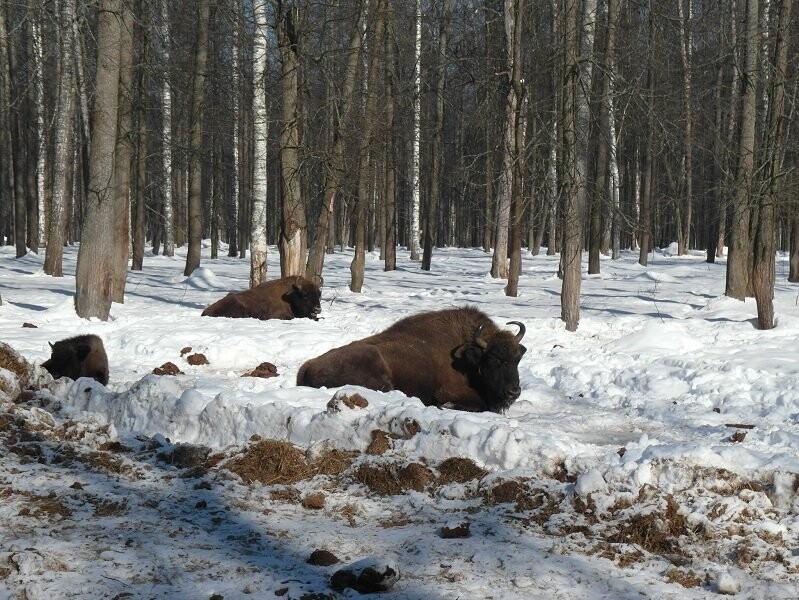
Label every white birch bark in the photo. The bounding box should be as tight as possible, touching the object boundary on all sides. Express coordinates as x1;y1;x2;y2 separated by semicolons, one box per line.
409;0;422;261
608;84;621;259
250;0;269;287
32;17;47;247
160;0;174;256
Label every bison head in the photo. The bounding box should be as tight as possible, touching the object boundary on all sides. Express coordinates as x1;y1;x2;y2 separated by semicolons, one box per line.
457;321;526;412
283;277;322;320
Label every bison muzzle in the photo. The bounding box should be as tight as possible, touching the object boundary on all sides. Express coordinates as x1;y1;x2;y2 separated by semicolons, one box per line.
297;307;526;412
202;276;321;321
42;334;109;385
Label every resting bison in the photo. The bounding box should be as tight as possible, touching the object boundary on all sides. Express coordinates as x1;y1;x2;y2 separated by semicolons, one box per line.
297;307;526;412
42;334;109;386
202;276;321;321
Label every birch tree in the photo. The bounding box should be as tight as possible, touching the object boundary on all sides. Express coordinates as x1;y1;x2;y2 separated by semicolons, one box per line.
409;0;422;262
250;0;269;287
676;0;693;255
159;0;174;256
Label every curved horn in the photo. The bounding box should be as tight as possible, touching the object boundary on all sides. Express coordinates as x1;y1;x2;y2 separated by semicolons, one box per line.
473;322;488;349
506;321;526;342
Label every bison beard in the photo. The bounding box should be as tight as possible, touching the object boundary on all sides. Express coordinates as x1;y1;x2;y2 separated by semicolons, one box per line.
297;307;526;413
42;334;109;385
202;276;321;321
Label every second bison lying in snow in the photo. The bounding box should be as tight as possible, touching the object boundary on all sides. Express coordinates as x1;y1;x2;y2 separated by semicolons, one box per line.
202;276;322;321
297;306;526;413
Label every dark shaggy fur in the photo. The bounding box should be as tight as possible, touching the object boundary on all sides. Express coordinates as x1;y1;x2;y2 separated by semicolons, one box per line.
42;334;109;385
202;276;321;321
297;307;526;413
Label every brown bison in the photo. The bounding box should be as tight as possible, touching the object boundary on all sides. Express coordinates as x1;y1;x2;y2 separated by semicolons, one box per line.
297;307;526;412
202;276;321;321
42;334;109;386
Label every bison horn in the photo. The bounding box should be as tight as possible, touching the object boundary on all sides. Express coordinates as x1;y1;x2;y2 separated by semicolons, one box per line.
473;322;488;349
507;321;526;342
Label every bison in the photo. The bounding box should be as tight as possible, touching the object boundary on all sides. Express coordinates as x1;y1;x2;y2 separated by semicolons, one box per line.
201;276;322;321
296;306;526;413
42;334;109;386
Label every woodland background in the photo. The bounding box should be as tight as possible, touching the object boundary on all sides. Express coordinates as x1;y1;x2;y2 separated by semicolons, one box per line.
0;0;798;330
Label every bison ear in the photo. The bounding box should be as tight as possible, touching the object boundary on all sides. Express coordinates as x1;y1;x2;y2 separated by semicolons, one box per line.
518;344;527;357
456;344;483;366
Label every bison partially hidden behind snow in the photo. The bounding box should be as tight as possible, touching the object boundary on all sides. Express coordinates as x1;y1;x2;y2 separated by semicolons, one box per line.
42;334;109;386
297;307;526;413
201;276;322;321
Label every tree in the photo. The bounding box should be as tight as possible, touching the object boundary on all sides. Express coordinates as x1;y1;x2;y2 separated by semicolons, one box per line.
409;0;422;262
183;0;211;277
752;0;792;329
75;0;123;320
305;1;366;282
726;0;758;300
158;0;175;257
350;0;386;292
250;0;269;287
382;2;397;272
504;0;526;297
274;1;307;278
422;0;450;272
560;0;582;332
111;2;135;302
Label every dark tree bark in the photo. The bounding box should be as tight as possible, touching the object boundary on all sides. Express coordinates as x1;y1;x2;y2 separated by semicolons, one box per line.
75;0;123;320
752;0;791;329
383;2;397;272
184;0;210;276
726;0;758;300
422;0;450;271
561;0;581;331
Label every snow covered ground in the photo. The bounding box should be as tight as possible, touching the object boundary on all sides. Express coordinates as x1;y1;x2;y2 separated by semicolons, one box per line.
1;242;798;599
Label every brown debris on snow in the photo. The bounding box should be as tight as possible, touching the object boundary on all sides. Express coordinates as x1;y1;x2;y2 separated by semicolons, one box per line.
242;362;278;378
436;457;488;485
153;362;183;376
186;353;209;366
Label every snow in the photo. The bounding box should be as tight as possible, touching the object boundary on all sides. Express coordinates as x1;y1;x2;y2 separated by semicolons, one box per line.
1;243;799;599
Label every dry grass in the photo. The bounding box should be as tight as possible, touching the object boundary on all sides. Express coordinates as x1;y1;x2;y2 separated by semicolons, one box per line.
436;457;487;485
226;440;311;485
352;461;434;495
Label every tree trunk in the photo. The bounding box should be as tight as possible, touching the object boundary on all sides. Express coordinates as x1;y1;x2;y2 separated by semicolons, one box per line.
276;4;307;278
111;3;134;302
250;0;269;287
43;0;77;276
726;0;758;300
561;0;582;331
638;2;655;267
676;0;694;255
350;0;386;292
505;0;525;297
306;2;366;282
183;0;210;276
753;0;791;329
409;0;422;262
159;0;174;256
590;0;619;273
75;0;122;320
0;0;15;251
383;2;397;272
422;0;449;271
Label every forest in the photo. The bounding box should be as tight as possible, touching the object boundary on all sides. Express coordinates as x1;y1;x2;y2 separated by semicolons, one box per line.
0;0;798;330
